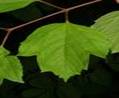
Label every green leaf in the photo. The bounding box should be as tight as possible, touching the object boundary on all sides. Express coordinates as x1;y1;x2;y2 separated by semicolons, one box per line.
92;11;119;53
19;23;109;80
0;0;35;13
0;47;23;84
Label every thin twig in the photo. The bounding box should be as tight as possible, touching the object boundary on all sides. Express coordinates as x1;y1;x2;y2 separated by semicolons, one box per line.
65;11;69;23
10;10;66;31
1;30;12;47
0;27;7;31
67;0;102;11
1;0;102;46
9;0;102;31
39;0;64;10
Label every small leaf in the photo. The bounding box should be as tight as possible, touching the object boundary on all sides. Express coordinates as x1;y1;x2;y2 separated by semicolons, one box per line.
92;11;119;53
0;0;35;13
19;23;109;81
0;47;23;84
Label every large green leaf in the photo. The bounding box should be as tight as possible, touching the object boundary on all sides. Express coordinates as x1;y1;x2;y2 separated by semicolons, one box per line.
92;11;119;53
0;47;23;84
19;23;109;80
0;0;35;13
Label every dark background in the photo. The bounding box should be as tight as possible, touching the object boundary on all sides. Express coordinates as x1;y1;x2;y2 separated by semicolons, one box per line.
0;0;119;98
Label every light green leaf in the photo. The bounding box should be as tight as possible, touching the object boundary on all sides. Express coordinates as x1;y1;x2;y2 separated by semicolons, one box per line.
0;47;23;84
19;23;109;80
0;0;35;13
92;11;119;53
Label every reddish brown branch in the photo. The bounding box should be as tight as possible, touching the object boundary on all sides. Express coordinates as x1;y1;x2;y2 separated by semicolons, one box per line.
39;0;64;10
0;0;102;46
1;29;12;47
67;0;101;11
65;11;69;23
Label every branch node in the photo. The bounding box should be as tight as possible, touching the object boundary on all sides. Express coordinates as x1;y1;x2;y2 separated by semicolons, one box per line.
64;9;69;23
0;0;102;47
